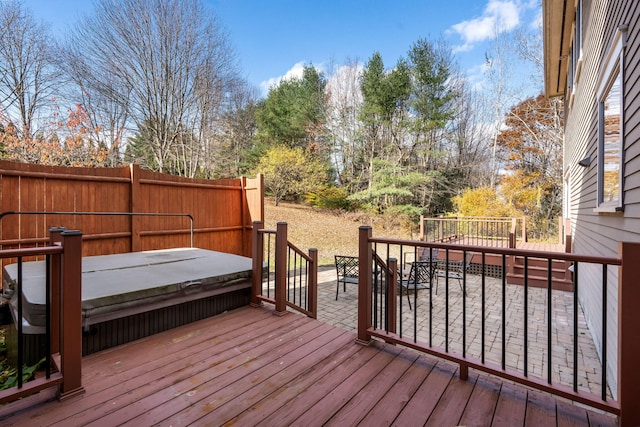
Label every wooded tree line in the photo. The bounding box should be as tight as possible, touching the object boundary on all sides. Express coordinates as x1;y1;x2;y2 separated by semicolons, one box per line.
0;0;563;233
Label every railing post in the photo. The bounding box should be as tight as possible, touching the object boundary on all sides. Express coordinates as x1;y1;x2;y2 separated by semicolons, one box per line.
48;227;66;355
57;230;85;401
618;241;640;427
419;215;424;241
308;248;318;319
251;221;264;308
521;216;527;242
387;258;397;334
564;218;572;253
557;216;563;245
274;222;288;316
357;226;373;345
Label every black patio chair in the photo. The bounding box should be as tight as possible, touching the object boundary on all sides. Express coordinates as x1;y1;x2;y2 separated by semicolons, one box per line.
436;253;473;295
399;260;433;310
334;255;359;300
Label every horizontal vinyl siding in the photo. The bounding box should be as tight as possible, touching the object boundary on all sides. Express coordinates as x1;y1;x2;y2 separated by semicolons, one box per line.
564;0;640;398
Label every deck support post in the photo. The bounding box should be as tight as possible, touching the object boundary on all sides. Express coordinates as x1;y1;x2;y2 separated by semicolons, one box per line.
618;242;640;427
273;222;288;316
57;230;85;401
357;226;372;345
251;221;264;308
459;364;469;380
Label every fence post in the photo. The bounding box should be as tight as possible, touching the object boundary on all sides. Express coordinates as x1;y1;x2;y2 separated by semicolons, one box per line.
618;241;640;427
274;222;288;315
241;176;248;257
308;248;318;319
357;226;373;344
57;230;85;401
48;227;66;356
251;221;264;308
129;164;142;252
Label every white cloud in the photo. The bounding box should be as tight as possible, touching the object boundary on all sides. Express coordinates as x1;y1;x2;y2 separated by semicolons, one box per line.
449;0;521;47
452;43;474;54
259;61;309;94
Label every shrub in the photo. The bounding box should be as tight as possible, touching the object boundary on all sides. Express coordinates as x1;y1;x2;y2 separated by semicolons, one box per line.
305;187;354;210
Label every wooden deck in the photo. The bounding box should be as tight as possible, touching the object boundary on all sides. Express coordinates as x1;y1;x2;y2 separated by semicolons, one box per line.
0;306;617;426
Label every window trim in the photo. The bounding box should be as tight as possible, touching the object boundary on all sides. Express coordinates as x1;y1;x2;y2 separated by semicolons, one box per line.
595;26;627;213
567;0;583;108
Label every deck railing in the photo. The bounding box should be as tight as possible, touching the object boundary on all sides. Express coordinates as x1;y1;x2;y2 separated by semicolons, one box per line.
357;226;640;426
420;216;526;248
0;228;84;404
251;222;317;318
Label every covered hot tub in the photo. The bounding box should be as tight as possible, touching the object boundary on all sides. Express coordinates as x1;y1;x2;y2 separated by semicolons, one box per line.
2;248;252;361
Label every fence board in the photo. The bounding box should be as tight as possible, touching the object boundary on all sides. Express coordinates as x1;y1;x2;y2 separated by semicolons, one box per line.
0;161;263;266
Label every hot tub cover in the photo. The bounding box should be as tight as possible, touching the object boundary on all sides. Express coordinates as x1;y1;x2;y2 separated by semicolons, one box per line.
2;248;252;332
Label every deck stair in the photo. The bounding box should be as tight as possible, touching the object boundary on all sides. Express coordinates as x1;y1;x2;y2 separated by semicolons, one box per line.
507;242;573;291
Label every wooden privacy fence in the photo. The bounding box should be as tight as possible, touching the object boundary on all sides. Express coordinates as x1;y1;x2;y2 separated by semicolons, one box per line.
0;161;264;263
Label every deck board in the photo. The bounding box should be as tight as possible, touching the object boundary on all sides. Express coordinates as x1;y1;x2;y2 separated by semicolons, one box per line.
0;306;618;426
424;372;479;426
357;354;436;425
324;349;419;426
392;360;456;425
525;390;559;427
491;382;528;427
458;375;502;426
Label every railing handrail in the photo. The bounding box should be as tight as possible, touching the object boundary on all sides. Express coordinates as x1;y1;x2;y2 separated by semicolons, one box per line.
251;221;317;318
369;236;620;265
420;215;526;247
0;211;195;247
0;229;84;404
0;245;63;258
423;216;519;221
358;226;637;422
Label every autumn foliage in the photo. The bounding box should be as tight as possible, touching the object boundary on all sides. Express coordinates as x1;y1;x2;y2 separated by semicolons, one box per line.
0;104;110;167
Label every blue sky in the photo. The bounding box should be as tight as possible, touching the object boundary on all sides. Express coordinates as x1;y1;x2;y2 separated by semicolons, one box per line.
22;0;541;96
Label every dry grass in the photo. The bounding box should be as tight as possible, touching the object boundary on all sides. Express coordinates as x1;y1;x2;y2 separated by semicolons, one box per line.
264;199;415;266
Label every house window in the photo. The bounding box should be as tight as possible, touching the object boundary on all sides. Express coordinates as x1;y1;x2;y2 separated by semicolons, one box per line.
596;27;626;212
568;0;583;105
574;0;582;64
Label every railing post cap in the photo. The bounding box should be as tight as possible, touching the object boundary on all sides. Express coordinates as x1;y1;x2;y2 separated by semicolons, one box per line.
61;230;83;236
359;225;372;230
49;226;66;232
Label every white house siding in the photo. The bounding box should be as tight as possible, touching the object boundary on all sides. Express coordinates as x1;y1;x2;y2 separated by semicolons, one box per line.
563;0;640;398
